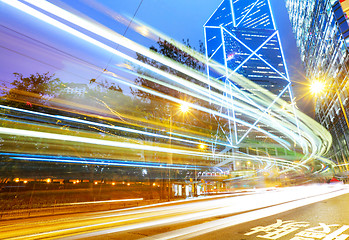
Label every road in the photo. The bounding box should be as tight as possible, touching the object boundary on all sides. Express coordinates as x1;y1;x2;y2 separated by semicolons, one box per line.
192;189;349;240
0;184;348;240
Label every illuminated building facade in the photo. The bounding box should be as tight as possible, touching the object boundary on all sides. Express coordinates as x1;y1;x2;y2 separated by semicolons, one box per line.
204;0;292;98
286;0;349;171
286;0;349;170
204;0;299;160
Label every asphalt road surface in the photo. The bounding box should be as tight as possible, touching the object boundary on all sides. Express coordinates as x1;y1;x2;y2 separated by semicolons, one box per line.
1;184;348;240
190;187;349;240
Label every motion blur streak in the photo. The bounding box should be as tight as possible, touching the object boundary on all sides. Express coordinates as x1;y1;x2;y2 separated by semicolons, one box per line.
0;126;208;157
0;104;207;146
141;185;349;240
63;198;144;205
1;185;347;240
0;127;305;169
0;0;333;174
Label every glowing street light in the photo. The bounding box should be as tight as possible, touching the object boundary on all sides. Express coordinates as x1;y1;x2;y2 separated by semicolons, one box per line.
180;103;189;113
310;79;349;127
199;143;206;150
310;80;326;95
168;102;190;200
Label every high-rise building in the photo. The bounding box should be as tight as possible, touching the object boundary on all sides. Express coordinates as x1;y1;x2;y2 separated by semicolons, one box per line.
286;0;349;171
204;0;292;98
204;0;300;162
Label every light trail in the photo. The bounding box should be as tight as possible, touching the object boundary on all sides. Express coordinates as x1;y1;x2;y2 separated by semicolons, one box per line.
0;104;209;147
0;0;334;174
0;127;306;169
100;70;293;149
0;86;218;144
0;153;201;170
61;198;144;206
140;185;349;240
111;64;301;150
1;185;348;239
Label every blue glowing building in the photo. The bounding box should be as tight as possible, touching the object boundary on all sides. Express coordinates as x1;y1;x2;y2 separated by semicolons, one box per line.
204;0;292;99
204;0;299;160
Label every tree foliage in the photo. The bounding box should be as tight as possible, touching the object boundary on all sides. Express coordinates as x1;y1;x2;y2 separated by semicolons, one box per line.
11;72;62;97
2;72;63;108
133;39;206;119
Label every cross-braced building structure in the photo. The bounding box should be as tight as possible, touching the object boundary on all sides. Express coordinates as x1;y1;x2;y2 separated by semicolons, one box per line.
204;0;298;164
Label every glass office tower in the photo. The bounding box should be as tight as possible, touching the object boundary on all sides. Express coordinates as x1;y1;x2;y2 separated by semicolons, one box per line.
204;0;300;162
286;0;349;171
204;0;292;98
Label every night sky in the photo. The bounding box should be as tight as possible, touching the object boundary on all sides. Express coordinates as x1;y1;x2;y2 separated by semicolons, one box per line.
0;0;312;115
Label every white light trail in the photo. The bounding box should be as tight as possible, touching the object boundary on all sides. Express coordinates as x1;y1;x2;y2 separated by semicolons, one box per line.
0;126;305;169
0;0;333;172
141;185;349;240
3;185;344;240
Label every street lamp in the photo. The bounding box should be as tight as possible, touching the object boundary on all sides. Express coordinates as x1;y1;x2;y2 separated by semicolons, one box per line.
168;102;190;153
310;80;349;128
199;143;206;150
168;102;190;200
180;103;189;114
195;143;207;196
310;80;326;95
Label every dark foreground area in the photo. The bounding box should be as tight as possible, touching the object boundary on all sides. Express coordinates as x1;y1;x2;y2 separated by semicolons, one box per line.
0;181;177;219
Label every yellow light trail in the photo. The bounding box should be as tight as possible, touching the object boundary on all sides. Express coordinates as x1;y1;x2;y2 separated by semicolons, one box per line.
0;0;334;173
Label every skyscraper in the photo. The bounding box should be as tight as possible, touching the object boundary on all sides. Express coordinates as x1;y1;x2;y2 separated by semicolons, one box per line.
204;0;300;164
204;0;292;98
286;0;349;172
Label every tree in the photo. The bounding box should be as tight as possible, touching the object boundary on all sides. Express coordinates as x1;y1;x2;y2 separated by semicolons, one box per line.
2;72;63;108
132;38;208;128
131;38;217;171
133;39;205;105
0;72;64;154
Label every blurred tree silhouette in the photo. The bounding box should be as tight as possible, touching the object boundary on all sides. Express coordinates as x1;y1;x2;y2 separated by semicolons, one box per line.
132;39;217;139
133;39;205;105
2;72;63;108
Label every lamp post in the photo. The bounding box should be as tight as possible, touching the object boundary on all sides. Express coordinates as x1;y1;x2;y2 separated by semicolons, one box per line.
198;143;206;196
168;102;189;200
